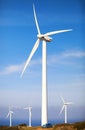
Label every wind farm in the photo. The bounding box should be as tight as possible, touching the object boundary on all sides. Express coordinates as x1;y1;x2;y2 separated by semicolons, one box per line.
59;96;73;124
6;107;14;127
24;106;32;127
0;0;85;129
21;4;72;126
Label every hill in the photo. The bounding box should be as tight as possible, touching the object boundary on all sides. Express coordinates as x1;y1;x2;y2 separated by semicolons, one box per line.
0;121;85;130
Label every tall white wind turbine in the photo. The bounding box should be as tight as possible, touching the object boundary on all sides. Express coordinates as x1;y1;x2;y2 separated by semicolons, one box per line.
21;4;72;126
6;109;13;127
60;96;73;124
24;107;32;127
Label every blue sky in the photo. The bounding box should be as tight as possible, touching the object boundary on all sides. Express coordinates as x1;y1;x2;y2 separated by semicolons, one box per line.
0;0;85;124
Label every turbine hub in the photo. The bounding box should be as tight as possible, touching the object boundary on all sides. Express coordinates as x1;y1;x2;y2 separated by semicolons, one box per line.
37;34;52;42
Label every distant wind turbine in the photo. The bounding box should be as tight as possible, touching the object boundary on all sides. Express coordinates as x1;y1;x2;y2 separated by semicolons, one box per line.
6;107;13;127
21;3;72;126
24;107;32;127
60;96;73;123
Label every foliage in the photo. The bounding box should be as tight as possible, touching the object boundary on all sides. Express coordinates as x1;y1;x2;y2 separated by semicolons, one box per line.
73;121;85;130
0;121;85;130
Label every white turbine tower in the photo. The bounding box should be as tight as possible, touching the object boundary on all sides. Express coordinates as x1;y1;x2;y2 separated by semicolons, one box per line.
24;107;32;127
60;96;73;124
6;109;13;127
21;4;72;126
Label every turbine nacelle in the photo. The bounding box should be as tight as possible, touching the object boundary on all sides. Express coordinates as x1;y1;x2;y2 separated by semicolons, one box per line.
37;34;52;42
24;107;32;110
10;111;13;114
60;96;73;124
64;102;73;105
6;111;13;118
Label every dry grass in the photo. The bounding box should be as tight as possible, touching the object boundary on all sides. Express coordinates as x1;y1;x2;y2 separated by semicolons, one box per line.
0;121;85;130
73;121;85;130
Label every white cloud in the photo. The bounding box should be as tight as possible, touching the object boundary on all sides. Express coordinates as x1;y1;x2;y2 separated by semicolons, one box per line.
5;65;22;73
0;64;23;76
62;50;85;58
47;50;85;66
0;58;41;76
0;50;85;76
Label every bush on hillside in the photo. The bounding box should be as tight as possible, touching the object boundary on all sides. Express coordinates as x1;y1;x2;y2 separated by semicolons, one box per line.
73;121;85;130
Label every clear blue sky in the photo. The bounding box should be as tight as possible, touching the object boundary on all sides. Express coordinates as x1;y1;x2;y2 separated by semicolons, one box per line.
0;0;85;124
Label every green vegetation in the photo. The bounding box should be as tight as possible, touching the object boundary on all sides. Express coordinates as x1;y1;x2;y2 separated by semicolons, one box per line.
53;121;85;130
53;123;74;130
73;121;85;130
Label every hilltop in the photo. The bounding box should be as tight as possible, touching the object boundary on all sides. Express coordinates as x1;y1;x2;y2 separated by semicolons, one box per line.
0;121;85;130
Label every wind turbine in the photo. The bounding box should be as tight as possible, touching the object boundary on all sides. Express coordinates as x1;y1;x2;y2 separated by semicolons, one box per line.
6;108;13;127
60;96;73;123
21;4;72;126
24;107;32;127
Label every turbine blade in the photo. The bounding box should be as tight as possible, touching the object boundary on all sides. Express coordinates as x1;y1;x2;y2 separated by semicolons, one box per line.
21;39;40;77
60;105;65;115
24;107;28;110
61;96;65;104
33;4;41;34
9;106;11;111
6;113;9;118
10;111;13;114
66;102;74;105
44;29;72;36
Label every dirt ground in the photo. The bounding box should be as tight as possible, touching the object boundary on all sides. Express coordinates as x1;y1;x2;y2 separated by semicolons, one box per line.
0;121;85;130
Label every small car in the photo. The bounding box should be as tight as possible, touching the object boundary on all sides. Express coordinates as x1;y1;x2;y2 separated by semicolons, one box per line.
42;123;52;128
